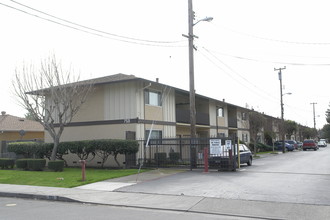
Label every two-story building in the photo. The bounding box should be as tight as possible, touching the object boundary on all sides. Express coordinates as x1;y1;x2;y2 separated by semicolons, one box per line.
45;73;265;167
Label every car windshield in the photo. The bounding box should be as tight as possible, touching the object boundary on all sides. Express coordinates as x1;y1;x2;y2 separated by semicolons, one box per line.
304;140;314;143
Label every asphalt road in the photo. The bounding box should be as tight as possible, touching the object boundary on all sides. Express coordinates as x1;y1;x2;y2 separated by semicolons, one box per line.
0;197;252;220
116;146;330;206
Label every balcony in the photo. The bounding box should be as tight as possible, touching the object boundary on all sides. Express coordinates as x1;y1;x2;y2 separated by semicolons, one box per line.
176;109;209;125
228;118;237;128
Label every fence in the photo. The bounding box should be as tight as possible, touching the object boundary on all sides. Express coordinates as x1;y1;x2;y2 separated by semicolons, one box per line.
135;136;238;170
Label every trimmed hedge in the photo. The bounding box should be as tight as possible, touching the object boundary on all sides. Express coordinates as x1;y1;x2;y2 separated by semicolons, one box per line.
16;159;28;169
27;159;46;171
0;158;15;169
16;159;46;171
8;139;140;168
48;160;64;172
155;152;167;163
169;152;180;162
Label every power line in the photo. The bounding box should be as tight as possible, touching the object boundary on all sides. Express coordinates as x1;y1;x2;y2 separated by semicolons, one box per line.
201;47;279;102
10;0;185;44
213;23;330;46
0;1;187;47
204;48;330;66
197;49;280;106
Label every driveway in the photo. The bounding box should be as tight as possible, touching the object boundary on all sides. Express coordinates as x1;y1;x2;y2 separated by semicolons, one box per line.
115;147;330;206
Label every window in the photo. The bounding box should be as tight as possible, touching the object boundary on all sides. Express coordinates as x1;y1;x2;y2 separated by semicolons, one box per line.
145;130;162;140
217;107;224;117
145;130;162;145
242;133;248;142
242;112;247;120
145;90;162;106
217;133;225;138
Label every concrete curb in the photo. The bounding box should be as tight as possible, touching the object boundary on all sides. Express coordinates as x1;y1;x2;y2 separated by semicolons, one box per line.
0;191;79;203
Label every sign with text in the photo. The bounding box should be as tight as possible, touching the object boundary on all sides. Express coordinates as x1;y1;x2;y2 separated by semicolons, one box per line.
225;140;232;150
210;139;221;155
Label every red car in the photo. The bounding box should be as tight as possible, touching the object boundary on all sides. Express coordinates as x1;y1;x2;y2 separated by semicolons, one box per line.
302;139;319;151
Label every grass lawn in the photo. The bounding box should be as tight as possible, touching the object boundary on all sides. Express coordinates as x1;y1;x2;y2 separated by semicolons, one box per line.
0;168;146;188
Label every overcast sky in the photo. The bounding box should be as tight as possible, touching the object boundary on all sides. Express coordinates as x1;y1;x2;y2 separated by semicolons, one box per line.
0;0;329;129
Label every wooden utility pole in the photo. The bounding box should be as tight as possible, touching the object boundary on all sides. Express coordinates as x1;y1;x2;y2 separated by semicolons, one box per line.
274;66;286;153
310;102;317;129
188;0;196;139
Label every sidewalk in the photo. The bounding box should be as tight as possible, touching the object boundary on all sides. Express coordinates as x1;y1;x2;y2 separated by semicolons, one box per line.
1;156;329;220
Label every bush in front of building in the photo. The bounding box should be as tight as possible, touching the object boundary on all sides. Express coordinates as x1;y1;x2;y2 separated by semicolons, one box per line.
8;139;140;168
15;159;29;170
154;152;167;164
169;152;180;163
26;159;46;171
249;143;273;152
48;160;65;172
8;142;47;158
0;158;15;169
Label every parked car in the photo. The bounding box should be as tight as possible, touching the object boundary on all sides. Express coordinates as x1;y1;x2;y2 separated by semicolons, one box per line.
320;139;328;144
274;141;294;151
302;139;319;151
285;140;298;149
208;144;253;168
317;140;327;147
296;141;303;149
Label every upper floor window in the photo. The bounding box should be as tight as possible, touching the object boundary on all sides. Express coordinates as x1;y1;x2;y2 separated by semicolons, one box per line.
242;133;248;142
242;112;247;120
217;107;224;117
145;89;162;106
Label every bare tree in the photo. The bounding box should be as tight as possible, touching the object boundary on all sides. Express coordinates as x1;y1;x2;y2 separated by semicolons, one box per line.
248;110;265;157
12;55;93;160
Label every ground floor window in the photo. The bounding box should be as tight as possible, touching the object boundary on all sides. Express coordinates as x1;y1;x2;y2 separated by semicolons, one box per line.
242;133;248;142
145;130;162;140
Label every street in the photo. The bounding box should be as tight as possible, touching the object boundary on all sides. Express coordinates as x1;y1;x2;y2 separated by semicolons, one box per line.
0;197;251;220
117;146;330;205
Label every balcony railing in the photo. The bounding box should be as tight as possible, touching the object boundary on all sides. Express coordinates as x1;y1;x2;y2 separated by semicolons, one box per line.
176;109;209;125
228;118;237;128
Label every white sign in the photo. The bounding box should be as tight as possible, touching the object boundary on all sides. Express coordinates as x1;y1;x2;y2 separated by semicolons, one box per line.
225;140;232;150
210;139;221;155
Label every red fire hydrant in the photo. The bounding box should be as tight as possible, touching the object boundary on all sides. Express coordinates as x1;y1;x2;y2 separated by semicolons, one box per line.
79;160;86;181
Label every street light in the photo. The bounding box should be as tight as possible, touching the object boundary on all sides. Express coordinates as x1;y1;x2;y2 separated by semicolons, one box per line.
193;17;213;26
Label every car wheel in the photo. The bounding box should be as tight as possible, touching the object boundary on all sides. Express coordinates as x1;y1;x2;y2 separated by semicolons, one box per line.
303;149;306;151
314;148;317;151
247;157;252;166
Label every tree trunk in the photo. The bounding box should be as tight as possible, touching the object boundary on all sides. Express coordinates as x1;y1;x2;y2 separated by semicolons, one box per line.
50;136;60;161
114;153;121;168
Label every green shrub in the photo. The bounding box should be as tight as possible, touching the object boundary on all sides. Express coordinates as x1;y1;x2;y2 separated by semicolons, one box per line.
154;152;167;163
16;159;28;169
169;152;180;162
249;143;273;152
48;160;64;172
27;159;46;171
257;143;273;152
8;142;45;158
0;158;15;169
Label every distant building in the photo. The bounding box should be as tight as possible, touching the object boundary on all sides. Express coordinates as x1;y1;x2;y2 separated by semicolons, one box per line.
0;111;44;157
